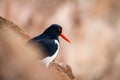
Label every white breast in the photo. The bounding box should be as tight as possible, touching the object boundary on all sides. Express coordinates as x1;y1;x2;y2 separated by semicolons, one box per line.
42;40;59;67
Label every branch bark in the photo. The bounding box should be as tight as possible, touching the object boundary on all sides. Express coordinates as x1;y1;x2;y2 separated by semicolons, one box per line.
0;16;75;80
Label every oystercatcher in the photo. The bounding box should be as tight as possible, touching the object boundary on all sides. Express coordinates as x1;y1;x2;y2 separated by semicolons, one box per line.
28;24;71;67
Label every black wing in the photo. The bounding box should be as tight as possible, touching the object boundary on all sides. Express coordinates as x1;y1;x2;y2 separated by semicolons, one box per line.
29;39;58;57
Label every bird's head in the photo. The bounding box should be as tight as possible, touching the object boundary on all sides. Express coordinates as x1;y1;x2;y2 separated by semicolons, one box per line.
43;24;71;43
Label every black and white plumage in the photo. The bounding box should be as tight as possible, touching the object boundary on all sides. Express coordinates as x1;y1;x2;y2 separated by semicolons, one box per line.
28;24;71;67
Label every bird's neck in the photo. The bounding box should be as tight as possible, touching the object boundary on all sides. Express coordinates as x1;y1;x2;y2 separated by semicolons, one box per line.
42;34;59;40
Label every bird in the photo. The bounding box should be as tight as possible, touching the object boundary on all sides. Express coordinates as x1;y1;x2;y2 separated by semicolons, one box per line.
28;24;71;67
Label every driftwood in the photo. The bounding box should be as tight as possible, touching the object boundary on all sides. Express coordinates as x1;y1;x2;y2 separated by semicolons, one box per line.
0;16;75;80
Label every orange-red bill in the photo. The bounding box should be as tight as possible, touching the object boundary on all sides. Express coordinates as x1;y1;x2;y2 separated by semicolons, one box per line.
60;33;72;44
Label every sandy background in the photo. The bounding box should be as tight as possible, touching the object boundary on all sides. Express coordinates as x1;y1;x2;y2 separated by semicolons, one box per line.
0;0;120;80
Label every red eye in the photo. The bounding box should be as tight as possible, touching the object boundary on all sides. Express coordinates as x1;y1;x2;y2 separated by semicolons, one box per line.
58;28;62;32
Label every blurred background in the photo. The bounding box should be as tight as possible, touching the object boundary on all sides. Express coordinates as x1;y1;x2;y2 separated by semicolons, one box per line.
0;0;120;80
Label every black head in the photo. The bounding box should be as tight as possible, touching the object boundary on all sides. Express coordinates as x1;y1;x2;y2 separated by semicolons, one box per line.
43;24;62;39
